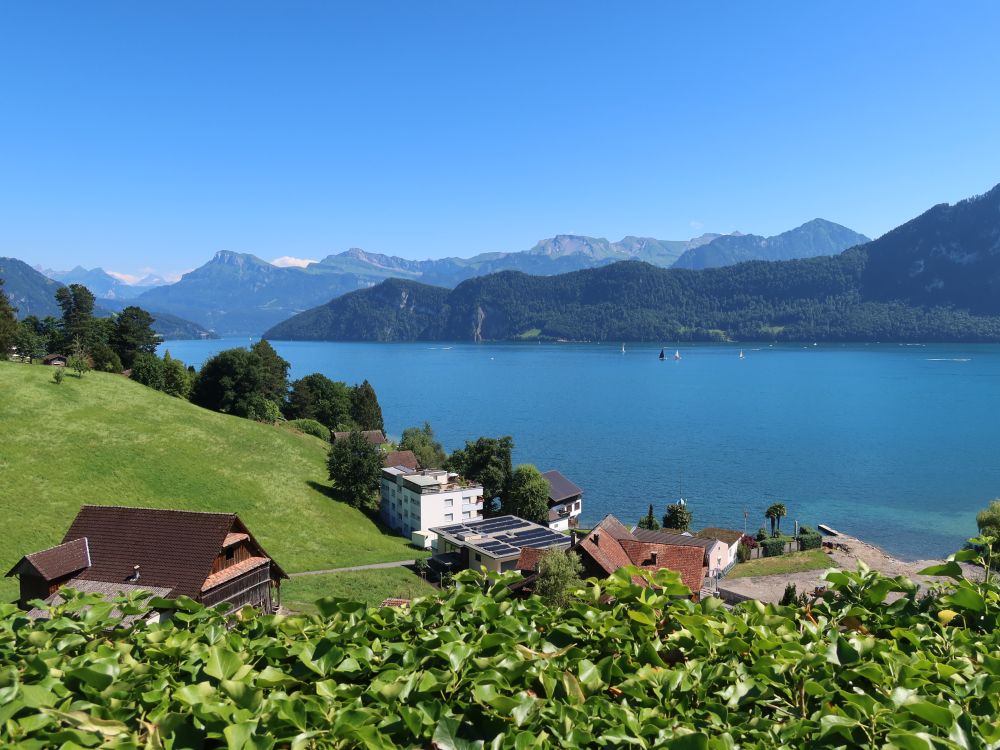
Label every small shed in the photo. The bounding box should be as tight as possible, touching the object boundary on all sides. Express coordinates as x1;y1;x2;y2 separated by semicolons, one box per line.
42;354;67;367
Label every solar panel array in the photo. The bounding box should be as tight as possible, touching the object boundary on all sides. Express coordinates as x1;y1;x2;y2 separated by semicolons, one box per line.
433;515;569;558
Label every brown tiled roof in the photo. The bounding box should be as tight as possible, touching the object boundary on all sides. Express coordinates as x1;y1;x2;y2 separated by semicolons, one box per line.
201;556;269;592
62;505;286;600
633;528;715;548
619;540;707;593
5;538;91;581
42;353;67;364
695;528;745;545
333;430;386;445
27;579;174;626
576;515;707;594
516;547;546;573
577;519;635;577
541;470;583;503
384;450;420;469
223;532;249;547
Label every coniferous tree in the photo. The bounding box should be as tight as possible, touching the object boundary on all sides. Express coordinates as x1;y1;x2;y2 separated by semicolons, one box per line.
111;306;158;368
663;502;692;532
350;379;384;432
0;279;19;359
637;504;661;531
55;284;95;350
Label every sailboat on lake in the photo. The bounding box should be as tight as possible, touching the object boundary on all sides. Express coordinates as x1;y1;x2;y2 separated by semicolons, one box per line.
674;350;681;361
739;349;745;360
659;348;665;361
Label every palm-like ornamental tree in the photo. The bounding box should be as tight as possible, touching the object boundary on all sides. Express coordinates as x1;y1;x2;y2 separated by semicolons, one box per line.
765;503;788;537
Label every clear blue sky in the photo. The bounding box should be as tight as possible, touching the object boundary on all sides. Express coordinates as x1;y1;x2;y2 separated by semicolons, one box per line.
2;2;999;279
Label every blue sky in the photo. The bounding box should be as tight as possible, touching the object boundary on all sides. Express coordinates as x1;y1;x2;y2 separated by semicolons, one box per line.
1;2;999;279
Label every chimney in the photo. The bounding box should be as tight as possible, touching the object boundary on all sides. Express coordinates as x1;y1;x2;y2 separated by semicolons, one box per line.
127;564;141;582
570;530;578;547
592;532;600;545
650;551;658;564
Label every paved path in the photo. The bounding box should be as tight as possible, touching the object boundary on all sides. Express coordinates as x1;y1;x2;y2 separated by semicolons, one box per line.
289;559;417;577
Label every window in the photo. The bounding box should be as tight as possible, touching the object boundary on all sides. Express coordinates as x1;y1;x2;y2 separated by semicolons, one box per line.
462;511;471;519
474;553;481;562
444;513;453;521
225;548;235;561
445;499;454;507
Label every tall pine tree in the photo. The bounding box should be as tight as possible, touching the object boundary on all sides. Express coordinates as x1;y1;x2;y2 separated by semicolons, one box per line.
350;379;384;432
54;284;95;351
0;279;17;359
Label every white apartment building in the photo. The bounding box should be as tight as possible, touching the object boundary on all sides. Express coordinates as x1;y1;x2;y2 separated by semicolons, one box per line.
380;467;485;548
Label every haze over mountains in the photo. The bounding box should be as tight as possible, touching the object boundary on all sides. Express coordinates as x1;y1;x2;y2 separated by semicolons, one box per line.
0;258;214;340
264;183;1000;343
44;218;860;335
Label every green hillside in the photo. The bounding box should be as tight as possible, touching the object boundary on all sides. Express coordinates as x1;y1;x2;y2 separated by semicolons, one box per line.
0;362;420;603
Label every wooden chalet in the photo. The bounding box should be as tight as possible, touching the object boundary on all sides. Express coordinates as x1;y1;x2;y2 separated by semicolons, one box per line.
5;505;287;615
41;353;67;366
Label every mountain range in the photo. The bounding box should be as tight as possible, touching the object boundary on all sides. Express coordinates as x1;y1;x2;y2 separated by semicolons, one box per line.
40;266;169;300
119;219;864;335
263;183;1000;343
0;258;215;340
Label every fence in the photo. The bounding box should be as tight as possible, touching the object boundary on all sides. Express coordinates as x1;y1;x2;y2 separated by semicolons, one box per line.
745;539;797;559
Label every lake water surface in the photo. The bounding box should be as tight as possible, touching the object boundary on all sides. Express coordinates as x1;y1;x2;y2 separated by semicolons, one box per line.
161;339;1000;560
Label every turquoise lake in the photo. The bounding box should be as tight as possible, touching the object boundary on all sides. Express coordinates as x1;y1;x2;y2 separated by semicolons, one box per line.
160;339;1000;560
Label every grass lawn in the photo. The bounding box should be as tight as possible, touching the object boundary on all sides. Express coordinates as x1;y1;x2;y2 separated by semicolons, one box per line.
0;362;426;603
282;568;437;614
726;549;832;579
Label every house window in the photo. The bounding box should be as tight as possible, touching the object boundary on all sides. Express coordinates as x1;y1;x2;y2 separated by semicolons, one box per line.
445;513;453;521
445;499;453;507
225;548;235;561
462;511;471;519
474;552;481;562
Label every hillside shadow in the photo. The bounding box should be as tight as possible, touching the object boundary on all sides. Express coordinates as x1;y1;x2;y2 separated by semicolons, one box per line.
305;480;403;539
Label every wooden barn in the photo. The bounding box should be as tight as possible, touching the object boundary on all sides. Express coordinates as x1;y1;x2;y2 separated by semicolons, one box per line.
5;505;287;616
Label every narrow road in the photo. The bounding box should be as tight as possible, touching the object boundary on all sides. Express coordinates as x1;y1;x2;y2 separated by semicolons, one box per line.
289;559;417;577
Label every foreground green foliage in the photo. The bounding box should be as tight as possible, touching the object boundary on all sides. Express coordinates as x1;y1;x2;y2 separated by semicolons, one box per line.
1;554;999;749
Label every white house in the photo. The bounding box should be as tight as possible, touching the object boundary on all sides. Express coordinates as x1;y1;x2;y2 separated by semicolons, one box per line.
379;467;484;548
541;470;583;531
694;528;745;574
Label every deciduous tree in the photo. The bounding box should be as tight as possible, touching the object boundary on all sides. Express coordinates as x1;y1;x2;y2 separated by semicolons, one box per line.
504;464;550;524
161;351;192;398
130;352;165;390
400;422;447;469
327;431;383;509
286;373;352;430
251;340;290;405
190;347;267;414
447;436;513;514
534;550;583;607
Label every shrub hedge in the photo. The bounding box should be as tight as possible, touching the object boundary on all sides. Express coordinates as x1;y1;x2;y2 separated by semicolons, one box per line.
286;418;332;442
760;537;787;557
799;532;824;551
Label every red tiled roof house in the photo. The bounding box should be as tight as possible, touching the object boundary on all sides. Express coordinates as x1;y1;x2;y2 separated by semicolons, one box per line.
5;505;288;614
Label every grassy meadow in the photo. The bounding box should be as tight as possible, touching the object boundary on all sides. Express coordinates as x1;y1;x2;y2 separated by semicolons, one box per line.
282;568;437;614
726;548;831;579
0;362;426;604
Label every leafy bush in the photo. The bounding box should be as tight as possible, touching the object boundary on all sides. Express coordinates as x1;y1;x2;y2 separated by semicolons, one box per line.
799;532;823;551
739;533;758;549
736;541;752;563
779;582;799;606
761;537;787;557
52;367;64;384
286;418;331;442
130;352;164;390
798;524;815;536
2;558;1000;748
755;527;768;542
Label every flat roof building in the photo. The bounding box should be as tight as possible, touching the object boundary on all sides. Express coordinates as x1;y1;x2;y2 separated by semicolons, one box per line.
380;468;484;548
431;515;571;573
